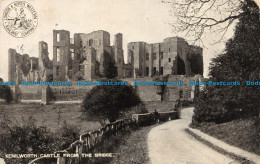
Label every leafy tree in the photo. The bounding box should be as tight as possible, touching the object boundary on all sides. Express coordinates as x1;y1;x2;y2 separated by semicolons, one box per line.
192;0;260;124
81;79;142;125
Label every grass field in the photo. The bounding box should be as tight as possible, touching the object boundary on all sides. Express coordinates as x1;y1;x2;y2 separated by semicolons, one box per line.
193;118;260;155
0;101;175;134
0;103;100;134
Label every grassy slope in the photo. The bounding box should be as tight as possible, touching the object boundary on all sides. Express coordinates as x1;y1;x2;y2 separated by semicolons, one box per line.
109;125;155;164
0;102;176;132
193;118;260;155
0;103;100;134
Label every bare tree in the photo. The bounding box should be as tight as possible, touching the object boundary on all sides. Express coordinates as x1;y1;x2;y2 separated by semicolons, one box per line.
162;0;250;44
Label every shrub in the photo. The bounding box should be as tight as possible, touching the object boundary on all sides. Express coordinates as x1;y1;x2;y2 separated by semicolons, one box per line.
192;83;259;124
81;79;142;125
0;85;12;103
152;75;169;96
0;116;80;163
55;121;80;150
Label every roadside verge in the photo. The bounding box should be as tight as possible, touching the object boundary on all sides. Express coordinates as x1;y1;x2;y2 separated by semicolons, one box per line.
185;128;260;164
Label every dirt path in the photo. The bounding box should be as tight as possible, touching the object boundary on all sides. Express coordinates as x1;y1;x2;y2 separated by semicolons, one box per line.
147;107;236;164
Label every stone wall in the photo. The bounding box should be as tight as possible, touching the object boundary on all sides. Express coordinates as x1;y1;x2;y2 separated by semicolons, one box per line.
136;85;161;101
124;75;201;102
10;75;201;103
49;85;93;101
127;36;203;78
19;85;42;100
132;111;178;126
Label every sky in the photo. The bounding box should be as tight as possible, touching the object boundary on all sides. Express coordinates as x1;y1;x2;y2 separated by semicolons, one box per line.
0;0;235;81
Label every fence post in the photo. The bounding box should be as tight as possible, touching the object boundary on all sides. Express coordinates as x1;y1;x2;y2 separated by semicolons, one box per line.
76;142;83;164
57;157;65;164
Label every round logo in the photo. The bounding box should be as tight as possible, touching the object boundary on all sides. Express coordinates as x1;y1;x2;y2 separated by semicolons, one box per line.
2;1;38;38
0;158;5;164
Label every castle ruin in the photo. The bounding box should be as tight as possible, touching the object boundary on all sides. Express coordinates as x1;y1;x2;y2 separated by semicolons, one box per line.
8;30;125;83
8;29;203;84
127;37;203;78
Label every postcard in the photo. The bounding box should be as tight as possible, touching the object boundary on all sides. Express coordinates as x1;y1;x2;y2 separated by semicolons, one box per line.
0;0;259;164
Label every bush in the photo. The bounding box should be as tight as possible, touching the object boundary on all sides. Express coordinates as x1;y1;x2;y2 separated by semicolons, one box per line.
55;121;80;150
0;116;79;164
192;84;259;124
152;75;169;96
0;85;12;103
81;79;142;125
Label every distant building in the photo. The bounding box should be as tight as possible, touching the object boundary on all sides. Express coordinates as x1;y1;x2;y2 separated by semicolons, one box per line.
8;30;203;84
53;30;125;81
127;37;203;78
8;42;52;83
8;30;125;83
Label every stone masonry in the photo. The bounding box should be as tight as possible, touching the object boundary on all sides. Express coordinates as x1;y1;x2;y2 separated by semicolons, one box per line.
127;37;203;78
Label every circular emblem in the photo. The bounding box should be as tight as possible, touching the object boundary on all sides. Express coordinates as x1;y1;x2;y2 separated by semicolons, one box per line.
2;1;38;38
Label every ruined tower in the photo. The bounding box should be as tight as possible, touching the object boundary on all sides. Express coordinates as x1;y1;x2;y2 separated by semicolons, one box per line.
53;30;70;81
8;49;17;82
38;41;52;81
81;47;96;81
113;33;124;78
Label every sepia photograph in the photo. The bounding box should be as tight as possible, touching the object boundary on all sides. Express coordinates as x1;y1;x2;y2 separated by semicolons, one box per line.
0;0;259;163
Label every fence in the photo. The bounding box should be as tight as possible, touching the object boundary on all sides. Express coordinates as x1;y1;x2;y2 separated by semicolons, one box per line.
29;111;178;164
132;111;178;126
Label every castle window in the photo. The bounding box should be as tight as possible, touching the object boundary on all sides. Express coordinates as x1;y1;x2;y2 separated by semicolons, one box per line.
119;58;121;63
146;67;149;76
57;33;60;42
146;53;149;60
89;39;93;46
179;90;183;99
152;67;156;76
57;48;60;62
168;58;171;62
70;49;74;60
160;67;163;75
57;66;60;75
169;48;170;52
153;53;156;60
160;52;163;59
80;41;83;48
132;45;134;49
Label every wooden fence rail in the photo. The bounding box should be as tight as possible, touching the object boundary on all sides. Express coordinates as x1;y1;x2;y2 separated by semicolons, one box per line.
28;111;178;164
